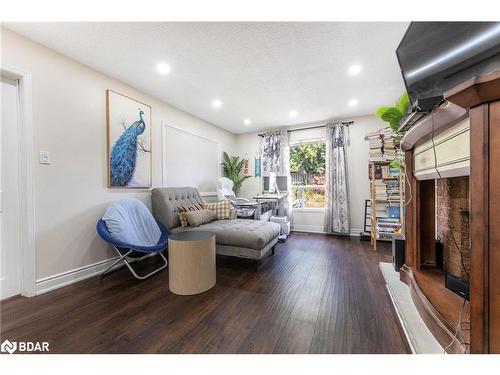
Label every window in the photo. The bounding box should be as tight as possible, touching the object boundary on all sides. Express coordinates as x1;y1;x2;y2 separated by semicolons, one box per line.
289;141;326;209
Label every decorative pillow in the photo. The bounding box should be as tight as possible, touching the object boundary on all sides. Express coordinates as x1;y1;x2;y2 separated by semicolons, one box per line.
204;199;232;220
177;203;204;227
224;194;238;207
183;209;217;227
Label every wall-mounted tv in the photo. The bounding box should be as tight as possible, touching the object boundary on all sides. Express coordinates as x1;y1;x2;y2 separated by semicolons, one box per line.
396;22;500;109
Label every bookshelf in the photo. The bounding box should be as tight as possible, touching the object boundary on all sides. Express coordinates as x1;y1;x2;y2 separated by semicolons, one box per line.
367;128;405;251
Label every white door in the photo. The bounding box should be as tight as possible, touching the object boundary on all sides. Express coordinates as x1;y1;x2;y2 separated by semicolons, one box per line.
0;76;22;300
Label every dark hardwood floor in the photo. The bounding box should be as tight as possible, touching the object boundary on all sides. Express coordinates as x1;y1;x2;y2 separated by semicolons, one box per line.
0;233;408;354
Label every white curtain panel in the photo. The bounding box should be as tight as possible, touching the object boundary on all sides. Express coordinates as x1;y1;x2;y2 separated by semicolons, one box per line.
324;122;351;234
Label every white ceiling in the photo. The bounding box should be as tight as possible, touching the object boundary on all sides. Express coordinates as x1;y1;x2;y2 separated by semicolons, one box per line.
6;22;409;134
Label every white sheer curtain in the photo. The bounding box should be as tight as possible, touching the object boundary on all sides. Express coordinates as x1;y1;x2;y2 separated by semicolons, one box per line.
324;122;351;234
261;129;292;219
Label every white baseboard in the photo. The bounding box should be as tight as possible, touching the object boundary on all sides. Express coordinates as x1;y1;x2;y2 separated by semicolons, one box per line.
350;228;363;237
291;224;325;234
34;254;154;295
292;225;363;237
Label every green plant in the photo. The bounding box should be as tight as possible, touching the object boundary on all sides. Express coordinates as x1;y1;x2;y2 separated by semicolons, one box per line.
290;142;326;175
375;92;411;171
221;151;251;195
390;159;406;172
375;92;410;132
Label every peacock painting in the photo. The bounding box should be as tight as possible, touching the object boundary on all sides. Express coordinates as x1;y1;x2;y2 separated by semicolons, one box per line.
107;90;152;188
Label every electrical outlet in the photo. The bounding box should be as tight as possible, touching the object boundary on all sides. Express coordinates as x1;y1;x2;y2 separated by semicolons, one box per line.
39;151;51;164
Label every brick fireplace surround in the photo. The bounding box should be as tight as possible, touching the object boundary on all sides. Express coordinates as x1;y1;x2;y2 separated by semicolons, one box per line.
436;176;470;282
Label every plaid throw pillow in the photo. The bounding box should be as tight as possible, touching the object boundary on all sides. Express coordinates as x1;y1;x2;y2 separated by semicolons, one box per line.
204;199;231;220
177;203;204;227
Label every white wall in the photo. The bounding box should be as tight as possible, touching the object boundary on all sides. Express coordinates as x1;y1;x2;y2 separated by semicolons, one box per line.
1;28;236;282
234;115;387;235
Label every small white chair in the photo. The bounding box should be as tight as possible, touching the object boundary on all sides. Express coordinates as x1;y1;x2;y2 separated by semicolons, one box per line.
217;177;259;218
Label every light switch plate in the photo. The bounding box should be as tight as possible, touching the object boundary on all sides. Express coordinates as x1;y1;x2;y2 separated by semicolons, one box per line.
39;151;51;164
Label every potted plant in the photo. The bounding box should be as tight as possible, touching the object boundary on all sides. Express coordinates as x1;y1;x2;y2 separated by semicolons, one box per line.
375;92;410;171
221;151;251;195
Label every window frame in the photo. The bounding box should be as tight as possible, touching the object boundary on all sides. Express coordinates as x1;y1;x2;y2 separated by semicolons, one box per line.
289;138;326;211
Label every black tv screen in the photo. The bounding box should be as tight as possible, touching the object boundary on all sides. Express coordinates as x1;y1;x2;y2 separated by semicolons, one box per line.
396;22;500;106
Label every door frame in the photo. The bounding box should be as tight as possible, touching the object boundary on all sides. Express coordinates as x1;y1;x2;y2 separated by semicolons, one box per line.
1;65;36;297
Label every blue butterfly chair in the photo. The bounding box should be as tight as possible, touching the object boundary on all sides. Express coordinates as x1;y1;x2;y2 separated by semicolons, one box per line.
96;218;169;280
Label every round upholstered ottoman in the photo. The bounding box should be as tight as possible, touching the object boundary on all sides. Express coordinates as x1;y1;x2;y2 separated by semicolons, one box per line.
168;231;216;295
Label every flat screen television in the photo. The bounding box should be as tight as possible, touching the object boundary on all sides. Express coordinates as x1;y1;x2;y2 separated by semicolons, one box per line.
396;22;500;109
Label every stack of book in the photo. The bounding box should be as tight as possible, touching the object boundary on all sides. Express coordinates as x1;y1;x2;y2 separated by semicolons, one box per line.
378;165;400;178
386;180;402;201
371;178;403;203
367;130;384;161
369;163;382;179
376;217;402;239
382;128;398;160
374;201;389;218
366;128;400;161
374;180;388;200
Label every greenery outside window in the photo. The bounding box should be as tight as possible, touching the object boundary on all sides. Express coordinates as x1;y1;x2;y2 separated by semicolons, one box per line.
290;141;326;209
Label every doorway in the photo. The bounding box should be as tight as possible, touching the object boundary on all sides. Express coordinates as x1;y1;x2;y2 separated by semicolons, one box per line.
1;76;22;299
0;66;35;298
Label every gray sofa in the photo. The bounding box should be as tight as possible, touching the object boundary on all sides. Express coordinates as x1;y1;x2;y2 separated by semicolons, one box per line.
151;187;281;265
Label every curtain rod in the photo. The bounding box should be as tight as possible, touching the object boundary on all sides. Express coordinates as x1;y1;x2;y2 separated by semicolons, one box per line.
257;121;353;137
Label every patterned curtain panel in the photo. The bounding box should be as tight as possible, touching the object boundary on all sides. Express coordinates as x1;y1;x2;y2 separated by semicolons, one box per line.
260;130;292;218
324;122;351;234
261;130;285;176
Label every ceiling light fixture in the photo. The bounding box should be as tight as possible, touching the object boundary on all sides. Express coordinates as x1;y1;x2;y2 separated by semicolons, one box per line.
348;64;362;76
348;99;359;107
289;110;298;119
212;99;222;108
244;119;251;125
156;62;171;75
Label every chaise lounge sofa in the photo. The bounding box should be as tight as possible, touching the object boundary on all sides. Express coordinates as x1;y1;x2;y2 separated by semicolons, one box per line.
151;187;281;267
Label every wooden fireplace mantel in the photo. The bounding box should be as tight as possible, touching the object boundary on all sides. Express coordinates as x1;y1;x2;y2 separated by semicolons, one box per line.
402;71;500;354
445;70;500;354
445;70;500;108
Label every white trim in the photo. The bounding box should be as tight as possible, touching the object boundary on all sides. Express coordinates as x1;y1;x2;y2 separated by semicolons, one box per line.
292;224;325;234
349;228;363;237
35;257;119;295
292;208;325;212
34;254;156;295
1;65;36;297
161;122;221;188
289;138;326;146
292;225;363;237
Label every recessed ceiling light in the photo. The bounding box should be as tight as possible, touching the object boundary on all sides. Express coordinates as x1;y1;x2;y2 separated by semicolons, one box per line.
289;110;298;118
243;119;251;125
212;99;222;108
348;64;362;76
348;99;359;107
156;62;171;75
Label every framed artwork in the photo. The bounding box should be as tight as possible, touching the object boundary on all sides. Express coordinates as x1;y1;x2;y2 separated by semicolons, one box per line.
254;155;261;177
106;89;152;188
